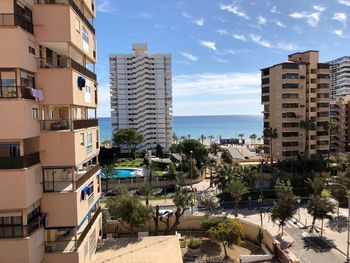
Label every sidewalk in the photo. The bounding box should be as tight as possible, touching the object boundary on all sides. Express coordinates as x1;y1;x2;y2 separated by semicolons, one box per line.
294;207;349;256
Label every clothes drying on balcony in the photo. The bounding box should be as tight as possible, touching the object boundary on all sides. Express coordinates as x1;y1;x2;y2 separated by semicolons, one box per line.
30;88;44;101
81;186;90;200
78;76;86;89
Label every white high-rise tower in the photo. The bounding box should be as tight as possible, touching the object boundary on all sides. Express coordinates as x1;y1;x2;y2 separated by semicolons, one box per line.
110;44;173;152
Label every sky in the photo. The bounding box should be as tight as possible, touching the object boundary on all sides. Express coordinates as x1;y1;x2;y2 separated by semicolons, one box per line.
95;0;350;117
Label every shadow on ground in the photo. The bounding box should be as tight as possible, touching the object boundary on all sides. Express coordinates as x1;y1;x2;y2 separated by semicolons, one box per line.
302;235;335;253
327;216;348;233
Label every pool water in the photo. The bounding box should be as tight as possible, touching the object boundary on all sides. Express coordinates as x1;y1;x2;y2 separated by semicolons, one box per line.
112;168;142;179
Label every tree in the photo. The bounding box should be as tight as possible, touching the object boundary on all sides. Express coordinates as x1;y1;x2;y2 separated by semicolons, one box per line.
213;164;237;192
101;164;114;193
207;157;217;187
249;134;257;146
209;143;222;156
307;195;336;235
306;177;324;197
200;134;206;145
172;132;178;144
270;180;295;236
113;129;143;158
238;133;245;144
167;163;179;181
221;149;233;164
197;191;218;214
263;127;278;165
325;119;340;156
156;144;164;158
107;194;152;233
170;188;194;231
175;139;209;171
300;118;316;157
330;182;347;216
208;135;215;145
225;179;249;217
139;183;155;206
207;219;244;259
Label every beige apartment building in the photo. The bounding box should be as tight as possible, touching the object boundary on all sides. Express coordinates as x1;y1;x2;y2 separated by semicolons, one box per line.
0;0;102;263
261;50;330;161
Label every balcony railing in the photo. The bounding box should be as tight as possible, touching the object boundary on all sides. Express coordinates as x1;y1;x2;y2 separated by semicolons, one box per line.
73;119;98;129
35;0;95;34
41;119;98;131
0;13;34;34
0;214;45;239
45;207;101;253
70;59;97;80
76;163;100;189
0;152;40;169
0;86;38;100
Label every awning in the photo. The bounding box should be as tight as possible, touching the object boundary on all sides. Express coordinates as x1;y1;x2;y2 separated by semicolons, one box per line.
81;186;90;200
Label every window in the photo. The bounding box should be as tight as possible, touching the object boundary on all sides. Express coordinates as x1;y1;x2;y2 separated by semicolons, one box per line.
282;112;296;118
317;74;330;79
80;133;85;146
282;141;299;147
282;151;299;157
0;215;23;238
0;70;17;98
72;108;77;120
261;68;270;76
282;122;299;128
96;130;99;149
261;96;269;102
317;112;329;117
261;78;269;85
28;46;35;55
282;103;299;108
282;83;298;89
82;25;89;52
262;87;270;93
318;63;329;69
282;63;299;69
48;109;53;119
282;93;298;99
282;132;299;137
87;133;93;154
85;81;91;103
75;17;80;32
318;83;329;89
282;73;299;79
32;108;38;120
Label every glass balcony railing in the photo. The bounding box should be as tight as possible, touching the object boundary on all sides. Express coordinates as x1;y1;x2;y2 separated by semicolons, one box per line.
0;86;40;100
40;119;98;131
0;152;40;169
0;13;34;34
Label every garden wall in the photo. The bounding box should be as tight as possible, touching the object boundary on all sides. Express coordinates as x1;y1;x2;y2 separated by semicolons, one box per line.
105;216;300;263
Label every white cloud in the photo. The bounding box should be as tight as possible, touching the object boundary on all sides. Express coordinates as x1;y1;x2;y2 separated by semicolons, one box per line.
216;29;229;35
97;0;113;13
180;52;198;62
250;34;271;48
275;20;286;28
275;42;299;51
233;34;247;42
219;3;250;20
173;72;260;97
338;0;350;6
257;16;267;25
193;18;205;26
137;12;152;19
199;40;217;51
332;13;347;26
182;12;191;18
289;5;325;27
333;29;346;38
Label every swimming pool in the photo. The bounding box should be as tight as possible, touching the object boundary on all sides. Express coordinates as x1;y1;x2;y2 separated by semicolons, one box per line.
111;168;143;179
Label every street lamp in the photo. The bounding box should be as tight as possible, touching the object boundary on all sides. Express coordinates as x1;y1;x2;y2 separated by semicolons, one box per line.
328;182;350;263
296;196;301;221
258;195;263;228
258;158;265;228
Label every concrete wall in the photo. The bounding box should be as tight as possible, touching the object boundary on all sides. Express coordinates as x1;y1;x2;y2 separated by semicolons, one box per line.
0;228;44;263
0;100;40;139
0;164;42;210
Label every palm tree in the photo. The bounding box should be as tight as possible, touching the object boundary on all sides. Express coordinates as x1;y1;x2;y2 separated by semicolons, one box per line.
306;177;324;197
325;119;340;156
101;164;115;192
249;134;257;146
213;164;237;191
187;134;191;139
238;133;245;144
263;127;278;165
173;132;178;144
200;134;206;145
300;118;316;157
208;135;215;145
225;179;249;217
139;183;155;206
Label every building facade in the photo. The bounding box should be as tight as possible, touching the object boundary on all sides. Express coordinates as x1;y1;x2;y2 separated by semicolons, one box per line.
261;50;330;161
329;56;350;101
0;1;101;262
110;44;173;152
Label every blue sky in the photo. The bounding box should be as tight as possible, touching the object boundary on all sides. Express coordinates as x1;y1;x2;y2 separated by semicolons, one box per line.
95;0;350;117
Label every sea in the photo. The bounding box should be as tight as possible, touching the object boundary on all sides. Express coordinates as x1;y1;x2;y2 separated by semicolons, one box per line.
99;115;263;142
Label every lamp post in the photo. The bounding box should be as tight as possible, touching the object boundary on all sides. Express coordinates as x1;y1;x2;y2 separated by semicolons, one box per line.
258;158;264;228
296;196;301;221
190;150;194;215
328;182;350;263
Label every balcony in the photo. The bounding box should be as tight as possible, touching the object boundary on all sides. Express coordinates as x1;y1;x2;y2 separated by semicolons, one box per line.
40;119;98;131
0;13;33;34
0;152;40;169
43;162;100;192
0;86;38;100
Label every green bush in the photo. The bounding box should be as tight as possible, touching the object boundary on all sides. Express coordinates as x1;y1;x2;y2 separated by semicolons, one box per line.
188;238;202;249
201;216;229;230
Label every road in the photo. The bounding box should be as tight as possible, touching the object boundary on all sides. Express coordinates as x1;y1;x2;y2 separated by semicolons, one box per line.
283;219;346;263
